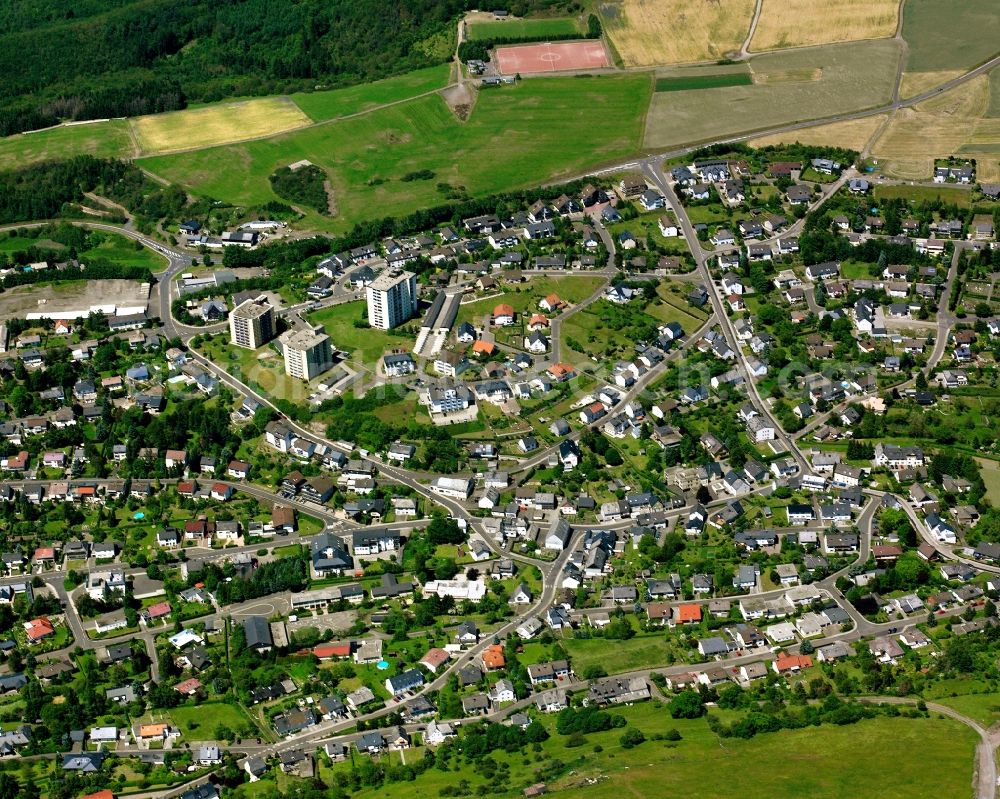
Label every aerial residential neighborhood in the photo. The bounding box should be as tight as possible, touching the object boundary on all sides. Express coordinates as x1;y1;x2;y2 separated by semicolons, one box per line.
0;3;998;799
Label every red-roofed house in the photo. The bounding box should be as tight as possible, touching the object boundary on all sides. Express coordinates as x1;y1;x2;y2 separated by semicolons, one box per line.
672;604;702;626
25;616;55;644
33;546;56;564
773;653;813;674
314;642;352;660
81;791;114;799
527;314;549;330
54;320;72;335
144;601;172;623
211;483;233;501
174;678;202;696
492;304;515;326
546;363;575;382
177;481;197;497
539;294;565;312
2;452;28;472
228;460;251;480
419;648;451;673
482;644;506;671
472;340;496;358
164;449;187;469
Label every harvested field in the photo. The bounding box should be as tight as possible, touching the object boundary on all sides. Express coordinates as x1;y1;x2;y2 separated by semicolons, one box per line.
131;97;312;155
601;0;755;67
494;41;610;74
898;70;965;99
749;115;889;152
645;40;899;148
750;0;898;51
871;73;991;179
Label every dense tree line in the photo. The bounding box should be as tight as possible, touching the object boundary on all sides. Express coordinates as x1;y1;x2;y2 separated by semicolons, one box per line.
0;0;496;135
0;157;134;224
197;556;308;605
269;165;330;215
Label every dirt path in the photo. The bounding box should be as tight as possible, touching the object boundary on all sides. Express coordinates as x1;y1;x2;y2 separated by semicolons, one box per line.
740;0;764;57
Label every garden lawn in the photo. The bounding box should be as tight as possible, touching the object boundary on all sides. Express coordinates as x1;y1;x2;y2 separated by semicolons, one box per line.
561;632;672;674
170;703;256;737
307;300;411;364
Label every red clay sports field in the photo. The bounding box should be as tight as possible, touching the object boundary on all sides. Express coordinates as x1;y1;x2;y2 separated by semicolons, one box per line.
494;41;610;75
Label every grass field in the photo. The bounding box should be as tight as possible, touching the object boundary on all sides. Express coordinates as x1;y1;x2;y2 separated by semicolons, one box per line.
749;114;888;151
80;231;169;269
0;120;133;169
466;17;583;41
141;74;652;233
976;458;1000;505
873;184;973;208
307;301;408;364
602;0;755;67
655;73;753;92
750;0;898;52
903;0;1000;72
645;40;900;149
933;691;1000;729
455;276;606;327
316;706;976;799
899;70;965;99
291;65;452;122
871;73;994;179
131;97;312;156
168;703;254;737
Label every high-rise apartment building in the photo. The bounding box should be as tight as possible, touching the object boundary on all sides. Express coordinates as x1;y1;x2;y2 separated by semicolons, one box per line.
229;295;275;349
280;327;333;381
366;270;417;330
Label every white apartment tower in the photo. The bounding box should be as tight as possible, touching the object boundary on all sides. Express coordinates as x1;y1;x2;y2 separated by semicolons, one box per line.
280;327;333;381
366;270;417;330
229;295;275;349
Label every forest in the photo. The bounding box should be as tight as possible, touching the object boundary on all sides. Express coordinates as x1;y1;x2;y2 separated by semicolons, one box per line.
0;0;509;136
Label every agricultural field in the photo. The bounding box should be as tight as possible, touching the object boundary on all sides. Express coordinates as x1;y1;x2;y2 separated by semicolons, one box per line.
655;73;753;92
140;74;652;233
870;71;1000;180
466;16;584;41
902;0;1000;73
645;40;900;149
750;0;899;52
309;704;975;799
601;0;755;67
749;114;888;151
131;98;312;156
291;65;452;122
0;120;133;169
